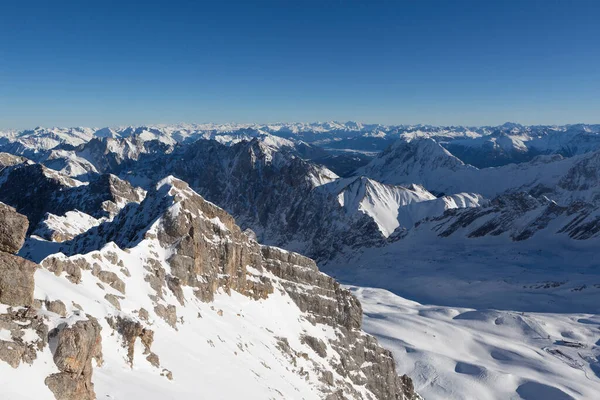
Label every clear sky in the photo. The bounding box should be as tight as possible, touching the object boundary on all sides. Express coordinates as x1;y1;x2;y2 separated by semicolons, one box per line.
1;0;599;129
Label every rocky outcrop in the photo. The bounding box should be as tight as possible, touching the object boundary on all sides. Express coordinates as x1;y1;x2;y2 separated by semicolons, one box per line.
0;204;36;306
42;255;91;284
261;245;418;400
106;316;160;368
0;307;48;368
1;176;420;400
0;202;28;254
149;179;419;399
0;253;37;306
48;177;420;399
45;317;103;400
0;200;104;400
0;164;144;231
423;191;600;241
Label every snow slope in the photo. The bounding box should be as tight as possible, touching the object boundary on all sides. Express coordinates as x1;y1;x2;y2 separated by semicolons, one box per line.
330;177;483;237
352;286;600;400
2;177;419;400
356;138;600;205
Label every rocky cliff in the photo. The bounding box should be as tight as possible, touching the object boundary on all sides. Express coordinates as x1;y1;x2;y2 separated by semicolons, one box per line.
0;180;420;399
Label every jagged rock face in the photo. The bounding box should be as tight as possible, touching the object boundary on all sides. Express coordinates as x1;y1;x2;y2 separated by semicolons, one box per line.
262;246;362;330
422;191;600;241
0;164;75;230
0;163;144;230
261;246;417;399
0;253;37;306
0;202;28;253
156;178;268;302
558;151;600;198
45;317;103;400
0;307;48;368
0;204;36;306
115;139;392;261
155;180;419;399
31;177;419;399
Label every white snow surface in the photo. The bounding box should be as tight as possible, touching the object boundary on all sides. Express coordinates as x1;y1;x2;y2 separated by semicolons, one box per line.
33;210;103;241
330;177;483;237
351;286;600;400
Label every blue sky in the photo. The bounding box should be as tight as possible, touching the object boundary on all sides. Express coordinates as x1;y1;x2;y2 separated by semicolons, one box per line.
1;0;599;128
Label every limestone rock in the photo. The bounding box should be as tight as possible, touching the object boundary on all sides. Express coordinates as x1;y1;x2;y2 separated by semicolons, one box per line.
107;316;158;368
301;335;327;358
46;299;67;317
93;269;126;294
0;252;37;306
104;294;122;310
154;304;177;329
0;307;48;368
0;202;28;254
45;317;103;400
42;256;90;284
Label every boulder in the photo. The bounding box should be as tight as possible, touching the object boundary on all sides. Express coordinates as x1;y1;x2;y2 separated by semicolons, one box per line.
45;317;103;400
0;202;28;254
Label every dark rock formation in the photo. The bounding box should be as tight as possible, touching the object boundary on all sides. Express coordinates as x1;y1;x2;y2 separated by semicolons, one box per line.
0;163;143;231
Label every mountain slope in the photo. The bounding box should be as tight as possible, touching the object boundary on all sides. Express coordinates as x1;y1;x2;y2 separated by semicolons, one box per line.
0;178;421;400
357;138;600;206
353;286;599;400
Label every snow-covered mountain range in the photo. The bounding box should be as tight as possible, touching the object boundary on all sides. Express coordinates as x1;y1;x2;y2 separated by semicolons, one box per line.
3;122;600;171
1;122;599;399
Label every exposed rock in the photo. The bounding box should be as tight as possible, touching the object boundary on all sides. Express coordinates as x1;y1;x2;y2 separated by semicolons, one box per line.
301;334;327;358
0;307;48;368
0;252;37;306
30;177;420;399
138;308;150;322
161;368;173;380
107;316;158;368
0;202;28;254
154;304;178;329
146;352;160;367
46;299;67;317
42;256;90;284
93;268;126;294
45;317;103;400
428;191;600;242
0;163;144;234
166;276;185;305
262;245;417;399
104;294;122;310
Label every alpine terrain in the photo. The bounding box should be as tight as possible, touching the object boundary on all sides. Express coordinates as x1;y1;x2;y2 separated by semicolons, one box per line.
1;122;599;399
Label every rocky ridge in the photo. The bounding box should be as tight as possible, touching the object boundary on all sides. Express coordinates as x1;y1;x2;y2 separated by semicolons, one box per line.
0;178;420;399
